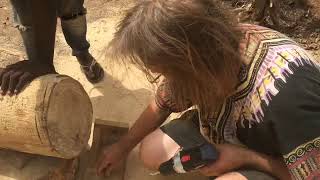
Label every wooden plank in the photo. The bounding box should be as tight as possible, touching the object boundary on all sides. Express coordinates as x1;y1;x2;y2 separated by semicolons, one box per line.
95;118;130;129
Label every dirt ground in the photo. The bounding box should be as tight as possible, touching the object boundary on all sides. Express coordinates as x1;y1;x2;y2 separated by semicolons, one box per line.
1;0;319;62
0;0;320;180
221;0;320;59
0;0;133;66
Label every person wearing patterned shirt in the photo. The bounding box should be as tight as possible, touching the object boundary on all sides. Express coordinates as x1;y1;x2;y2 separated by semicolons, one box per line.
96;0;320;179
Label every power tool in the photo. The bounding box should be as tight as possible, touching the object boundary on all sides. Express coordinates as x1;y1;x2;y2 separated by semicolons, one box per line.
157;143;219;175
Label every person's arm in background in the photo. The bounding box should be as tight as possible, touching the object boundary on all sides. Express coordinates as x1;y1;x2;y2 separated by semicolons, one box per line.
0;0;57;96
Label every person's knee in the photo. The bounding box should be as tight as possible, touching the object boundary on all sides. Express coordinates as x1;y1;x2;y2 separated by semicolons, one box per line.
215;172;248;180
58;7;86;20
139;129;180;171
139;139;159;171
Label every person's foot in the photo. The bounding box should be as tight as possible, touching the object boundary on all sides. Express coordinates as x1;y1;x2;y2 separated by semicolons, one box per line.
77;53;104;84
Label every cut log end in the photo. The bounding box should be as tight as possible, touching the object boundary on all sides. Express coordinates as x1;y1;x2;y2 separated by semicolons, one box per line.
0;74;93;159
46;77;93;159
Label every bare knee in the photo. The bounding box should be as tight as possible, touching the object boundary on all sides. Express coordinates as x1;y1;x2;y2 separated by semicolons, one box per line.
215;172;248;180
139;129;180;171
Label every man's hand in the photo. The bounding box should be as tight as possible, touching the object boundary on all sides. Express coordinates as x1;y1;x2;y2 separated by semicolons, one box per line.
96;142;130;177
199;143;251;177
0;60;56;95
199;144;291;179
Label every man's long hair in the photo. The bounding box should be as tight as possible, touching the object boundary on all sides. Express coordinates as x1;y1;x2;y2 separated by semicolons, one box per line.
109;0;242;117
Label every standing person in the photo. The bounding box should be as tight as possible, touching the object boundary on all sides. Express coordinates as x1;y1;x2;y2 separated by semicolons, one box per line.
54;0;104;83
0;0;104;96
97;0;320;179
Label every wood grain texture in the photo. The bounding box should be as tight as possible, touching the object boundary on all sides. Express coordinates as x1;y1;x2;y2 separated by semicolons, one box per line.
0;74;93;159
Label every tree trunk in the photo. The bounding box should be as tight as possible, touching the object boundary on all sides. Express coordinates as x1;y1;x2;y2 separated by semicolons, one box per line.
0;74;93;159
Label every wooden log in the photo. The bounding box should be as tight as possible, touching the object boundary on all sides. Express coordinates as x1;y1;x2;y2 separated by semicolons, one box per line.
0;74;93;159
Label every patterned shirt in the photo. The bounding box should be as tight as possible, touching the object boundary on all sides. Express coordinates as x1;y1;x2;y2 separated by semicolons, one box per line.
155;24;320;179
